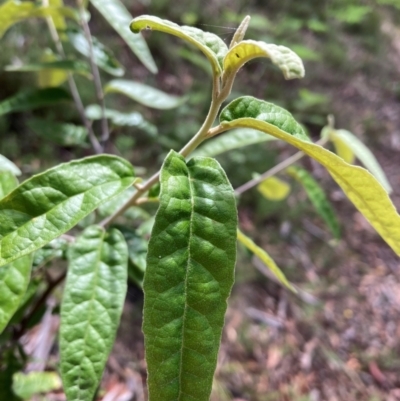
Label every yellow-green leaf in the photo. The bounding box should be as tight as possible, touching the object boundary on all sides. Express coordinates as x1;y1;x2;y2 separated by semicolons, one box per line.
220;97;400;255
257;176;291;201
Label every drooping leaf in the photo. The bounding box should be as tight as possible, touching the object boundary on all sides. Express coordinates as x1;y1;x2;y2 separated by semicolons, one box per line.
27;118;88;146
237;229;295;291
224;40;305;80
0;88;71;116
144;150;237;401
0;155;21;176
89;0;157;73
131;15;228;75
12;371;61;400
104;80;186;110
219;96;400;255
192;128;275;158
0;155;135;267
60;225;127;401
0;172;19;199
0;0;78;39
286;166;341;238
257;176;291;201
68;29;125;77
323;127;392;193
86;104;157;136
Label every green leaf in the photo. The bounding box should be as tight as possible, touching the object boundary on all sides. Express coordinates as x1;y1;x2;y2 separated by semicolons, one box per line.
68;29;125;77
0;155;21;176
237;229;295;291
0;0;78;39
144;150;237;401
89;0;157;74
27;118;88;146
32;237;68;268
0;88;71;116
224;40;305;80
192;128;276;158
323;128;392;193
36;49;69;88
286;166;341;239
104;80;186;110
60;225;128;401
0;255;32;334
12;371;61;400
0;172;19;199
86;104;157;136
219;96;400;255
131;15;228;75
257;176;291;201
0;155;135;267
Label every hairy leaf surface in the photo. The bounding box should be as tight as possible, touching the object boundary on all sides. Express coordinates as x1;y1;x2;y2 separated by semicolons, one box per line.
0;155;135;267
287;166;340;238
131;15;228;74
89;0;157;73
60;225;128;401
220;96;400;255
224;40;305;80
144;150;237;401
105;80;185;110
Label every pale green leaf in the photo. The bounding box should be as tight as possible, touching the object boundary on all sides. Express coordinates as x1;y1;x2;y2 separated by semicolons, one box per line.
192;128;276;158
130;15;228;75
36;49;69;88
219;96;400;255
60;225;128;401
27;118;88;146
0;172;19;199
0;155;21;176
12;371;61;400
144;150;237;401
224;40;305;80
68;29;125;77
0;155;135;267
286;166;341;238
89;0;157;73
104;79;186;110
257;176;291;201
237;229;295;291
32;237;68;268
49;0;67;39
0;88;71;116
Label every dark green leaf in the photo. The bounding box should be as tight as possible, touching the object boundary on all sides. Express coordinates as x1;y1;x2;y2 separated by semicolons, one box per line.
0;350;23;401
60;225;128;401
0;155;135;267
0;88;71;116
144;150;237;401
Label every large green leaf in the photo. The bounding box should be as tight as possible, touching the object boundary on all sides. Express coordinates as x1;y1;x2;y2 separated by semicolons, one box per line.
0;88;71;116
68;29;125;77
27;118;88;146
131;15;228;75
0;155;21;176
0;155;135;267
286;166;341;239
192;128;275;158
219;96;400;255
0;0;78;38
104;80;186;110
60;225;127;401
144;150;237;401
89;0;157;73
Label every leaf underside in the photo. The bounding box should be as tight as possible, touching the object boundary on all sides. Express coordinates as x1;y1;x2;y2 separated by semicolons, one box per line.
143;150;237;401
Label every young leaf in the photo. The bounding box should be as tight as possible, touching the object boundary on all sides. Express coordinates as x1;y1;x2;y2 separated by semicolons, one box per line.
144;150;237;401
224;40;305;80
325;128;392;193
192;128;276;158
131;15;229;75
286;166;341;238
12;371;61;400
89;0;157;74
257;176;291;201
60;225;128;401
0;155;135;267
0;172;19;199
220;96;400;255
27;118;88;146
68;29;125;77
104;80;186;110
237;229;295;291
0;154;21;176
0;88;71;116
229;15;251;48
